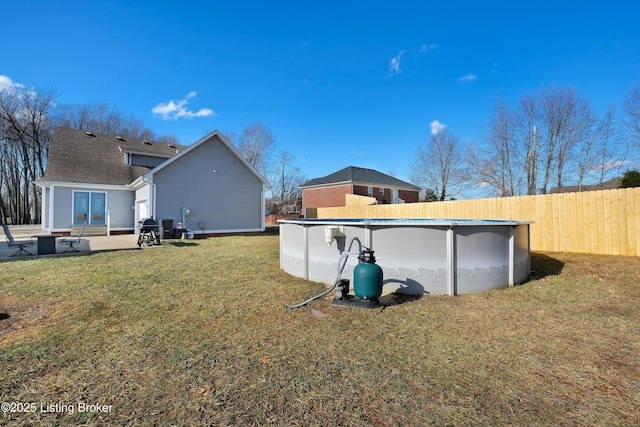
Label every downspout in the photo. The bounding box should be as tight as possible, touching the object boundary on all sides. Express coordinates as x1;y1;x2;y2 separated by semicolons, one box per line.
263;182;272;232
151;181;157;220
261;185;267;231
446;224;457;295
142;177;156;220
508;226;515;286
37;182;50;233
48;184;55;233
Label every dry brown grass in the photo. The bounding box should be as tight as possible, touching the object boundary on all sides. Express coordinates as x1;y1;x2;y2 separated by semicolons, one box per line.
1;235;639;426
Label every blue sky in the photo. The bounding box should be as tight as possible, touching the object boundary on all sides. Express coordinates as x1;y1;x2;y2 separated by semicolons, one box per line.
2;0;639;195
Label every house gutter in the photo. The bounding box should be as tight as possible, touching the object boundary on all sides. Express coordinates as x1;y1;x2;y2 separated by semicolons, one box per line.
142;177;157;220
262;182;272;232
261;186;266;231
36;181;54;234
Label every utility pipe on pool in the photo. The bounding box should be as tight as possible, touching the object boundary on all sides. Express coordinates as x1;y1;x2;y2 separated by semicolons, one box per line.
284;237;362;309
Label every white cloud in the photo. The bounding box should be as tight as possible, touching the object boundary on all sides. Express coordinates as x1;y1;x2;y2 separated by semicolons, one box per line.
388;50;407;77
0;75;24;92
152;92;216;120
430;120;446;135
420;43;438;53
588;160;630;174
458;73;477;83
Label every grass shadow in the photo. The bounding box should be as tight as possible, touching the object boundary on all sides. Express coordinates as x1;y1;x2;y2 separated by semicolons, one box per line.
165;241;200;247
379;292;423;307
530;252;565;280
263;226;280;236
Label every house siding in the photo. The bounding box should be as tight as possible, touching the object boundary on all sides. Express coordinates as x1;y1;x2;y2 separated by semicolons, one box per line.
135;185;149;204
398;189;419;203
52;187;72;230
107;189;136;230
303;184;420;211
50;185;134;231
353;185;393;203
153;135;264;233
42;187;51;229
130;154;166;168
302;184;352;211
135;185;150;222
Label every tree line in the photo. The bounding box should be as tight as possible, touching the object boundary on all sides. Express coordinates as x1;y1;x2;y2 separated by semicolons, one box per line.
411;83;640;200
221;122;306;216
0;81;179;224
0;79;304;224
3;78;638;224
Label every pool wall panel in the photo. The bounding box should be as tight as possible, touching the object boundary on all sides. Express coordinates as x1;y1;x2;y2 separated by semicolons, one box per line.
279;219;532;296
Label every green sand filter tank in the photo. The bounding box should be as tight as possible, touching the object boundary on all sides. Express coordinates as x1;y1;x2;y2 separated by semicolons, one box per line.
353;249;383;301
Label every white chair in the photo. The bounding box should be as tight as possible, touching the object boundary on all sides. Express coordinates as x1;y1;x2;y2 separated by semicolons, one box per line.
1;224;35;256
58;223;86;253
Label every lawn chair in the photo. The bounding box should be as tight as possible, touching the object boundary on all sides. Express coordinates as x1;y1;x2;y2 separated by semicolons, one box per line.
1;224;35;256
58;223;86;253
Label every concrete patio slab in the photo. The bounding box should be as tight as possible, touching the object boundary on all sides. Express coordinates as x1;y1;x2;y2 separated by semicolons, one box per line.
1;225;144;260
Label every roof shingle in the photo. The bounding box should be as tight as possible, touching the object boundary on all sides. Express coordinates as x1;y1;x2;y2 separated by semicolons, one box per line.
301;166;420;190
41;127;186;185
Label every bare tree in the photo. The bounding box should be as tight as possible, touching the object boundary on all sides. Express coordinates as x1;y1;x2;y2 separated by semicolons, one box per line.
0;83;55;223
515;94;539;195
410;128;469;201
221;129;237;145
269;150;306;214
234;121;276;177
538;86;595;193
468;96;521;196
55;101;159;140
623;80;640;151
576;106;623;189
476;86;627;196
0;78;184;224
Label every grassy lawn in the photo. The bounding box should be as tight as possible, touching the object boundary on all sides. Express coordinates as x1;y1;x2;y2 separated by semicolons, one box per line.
1;233;639;426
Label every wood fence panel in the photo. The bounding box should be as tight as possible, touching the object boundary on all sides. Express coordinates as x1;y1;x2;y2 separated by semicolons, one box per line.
617;189;628;256
314;188;640;256
582;191;598;253
531;195;542;250
594;191;606;254
555;194;565;252
634;188;640;256
605;190;613;255
572;192;583;252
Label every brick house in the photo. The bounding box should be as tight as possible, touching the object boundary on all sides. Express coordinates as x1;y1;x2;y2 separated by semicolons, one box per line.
300;166;421;214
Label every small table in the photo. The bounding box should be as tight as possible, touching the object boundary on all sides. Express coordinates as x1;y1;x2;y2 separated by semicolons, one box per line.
32;235;57;255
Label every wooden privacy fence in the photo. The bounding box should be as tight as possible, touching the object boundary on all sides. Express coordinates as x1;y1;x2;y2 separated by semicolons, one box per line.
315;187;640;256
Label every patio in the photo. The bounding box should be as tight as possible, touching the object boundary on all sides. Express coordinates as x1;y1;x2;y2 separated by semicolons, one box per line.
1;225;141;259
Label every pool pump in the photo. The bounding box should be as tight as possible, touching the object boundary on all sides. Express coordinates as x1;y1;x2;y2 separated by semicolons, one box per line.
284;239;384;310
332;249;383;309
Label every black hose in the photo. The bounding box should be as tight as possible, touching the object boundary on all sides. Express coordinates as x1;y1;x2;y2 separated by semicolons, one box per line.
284;237;362;309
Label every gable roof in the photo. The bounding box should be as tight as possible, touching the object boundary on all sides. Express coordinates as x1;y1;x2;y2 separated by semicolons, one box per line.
549;177;622;194
301;166;421;190
135;129;269;187
40;127;186;186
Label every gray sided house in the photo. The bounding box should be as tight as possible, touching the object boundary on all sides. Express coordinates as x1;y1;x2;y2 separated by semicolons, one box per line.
36;127;269;236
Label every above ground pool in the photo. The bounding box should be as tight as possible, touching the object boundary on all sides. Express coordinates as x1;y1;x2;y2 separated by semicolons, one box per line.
279;218;532;295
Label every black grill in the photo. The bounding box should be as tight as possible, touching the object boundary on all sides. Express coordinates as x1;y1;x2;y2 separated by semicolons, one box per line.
137;218;161;247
